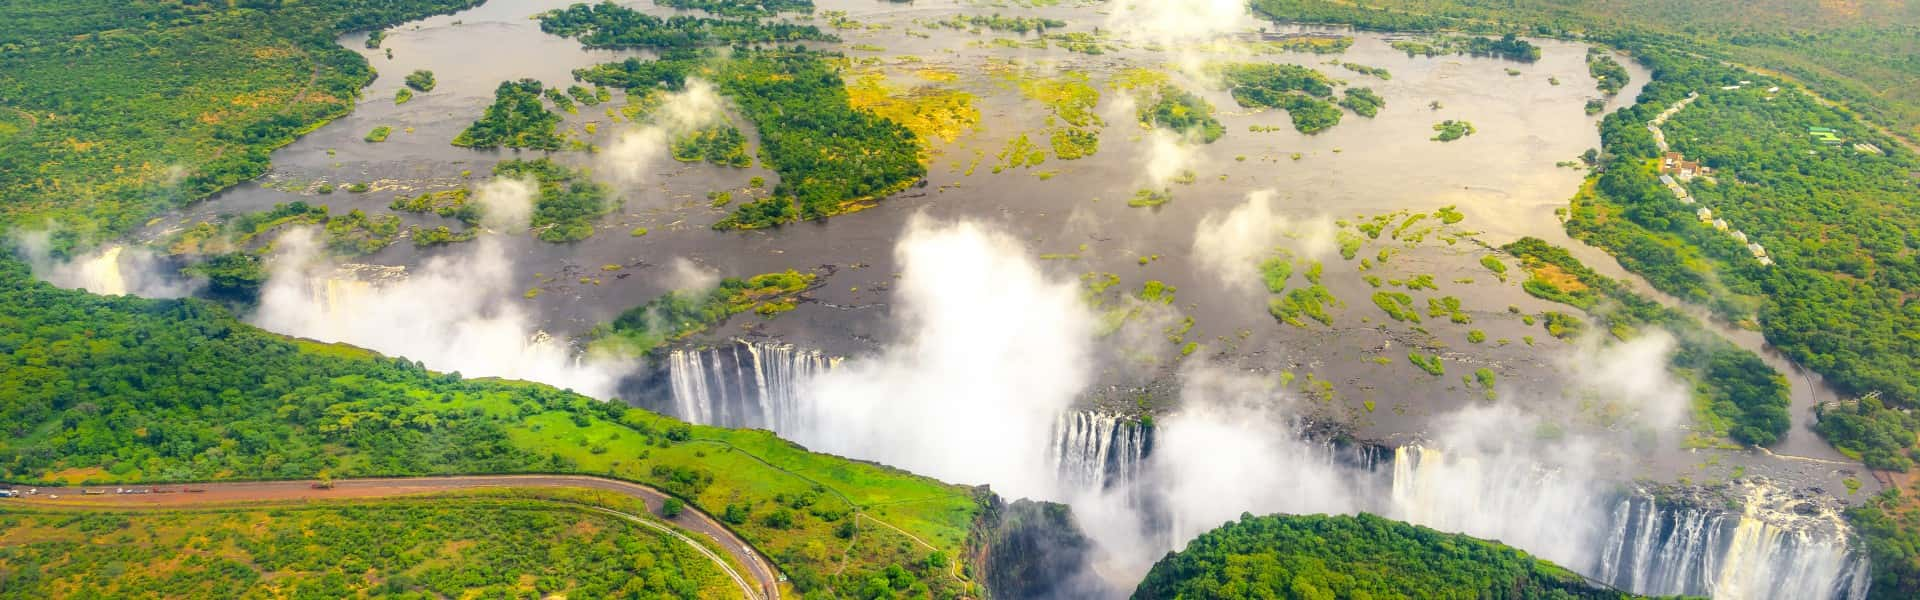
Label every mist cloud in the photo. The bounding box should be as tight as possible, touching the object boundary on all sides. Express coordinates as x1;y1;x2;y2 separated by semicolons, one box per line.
14;230;196;298
663;256;720;293
1105;0;1253;79
1152;363;1355;544
473;176;536;231
250;228;629;398
1104;0;1251;48
1190;190;1338;291
1561;330;1692;434
1389;404;1611;570
1141;129;1200;189
597;78;729;192
794;214;1097;500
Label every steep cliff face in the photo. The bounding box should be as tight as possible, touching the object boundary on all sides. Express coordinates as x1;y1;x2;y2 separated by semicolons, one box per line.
968;491;1099;599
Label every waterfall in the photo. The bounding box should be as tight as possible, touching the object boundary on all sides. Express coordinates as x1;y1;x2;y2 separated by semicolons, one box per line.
1587;482;1870;600
1593;491;1729;595
665;339;835;431
1048;411;1151;494
1390;447;1869;600
1386;445;1606;571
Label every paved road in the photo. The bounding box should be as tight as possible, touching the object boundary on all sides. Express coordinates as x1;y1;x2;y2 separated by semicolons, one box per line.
3;475;779;600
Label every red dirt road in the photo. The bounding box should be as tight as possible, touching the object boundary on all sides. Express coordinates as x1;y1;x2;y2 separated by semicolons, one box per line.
3;475;780;599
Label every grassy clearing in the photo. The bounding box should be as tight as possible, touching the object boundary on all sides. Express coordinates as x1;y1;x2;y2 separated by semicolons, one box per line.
0;495;734;598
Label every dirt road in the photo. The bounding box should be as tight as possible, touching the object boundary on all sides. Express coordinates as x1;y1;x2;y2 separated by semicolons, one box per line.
3;475;780;599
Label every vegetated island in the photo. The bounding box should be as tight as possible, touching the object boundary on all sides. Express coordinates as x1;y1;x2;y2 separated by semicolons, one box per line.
1132;512;1656;599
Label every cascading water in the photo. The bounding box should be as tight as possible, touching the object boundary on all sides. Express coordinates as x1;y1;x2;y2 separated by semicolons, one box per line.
1048;411;1151;493
662;345;1871;600
1592;482;1871;600
665;339;835;431
1596;491;1728;595
1389;444;1869;600
1386;444;1608;571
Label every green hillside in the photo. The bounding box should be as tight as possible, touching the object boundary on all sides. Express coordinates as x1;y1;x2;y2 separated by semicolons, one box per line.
1132;513;1654;600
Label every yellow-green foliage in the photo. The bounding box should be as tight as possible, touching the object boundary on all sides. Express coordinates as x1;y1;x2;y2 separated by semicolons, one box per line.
1140;280;1177;304
0;0;481;240
1409;352;1445;376
1373;291;1420;323
1127;188;1172;208
0;497;731;597
597;270;818;355
0;262;977;597
1481;254;1509;281
997;133;1047;169
1010;70;1103;160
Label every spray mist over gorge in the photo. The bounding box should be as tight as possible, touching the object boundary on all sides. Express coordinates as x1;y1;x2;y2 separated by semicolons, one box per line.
655;212;1869;599
250;180;631;399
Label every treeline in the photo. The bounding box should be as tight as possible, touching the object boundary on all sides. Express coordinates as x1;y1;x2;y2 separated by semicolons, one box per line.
595;269;815;355
1588;48;1629;95
577;49;925;229
1818;397;1920;471
0;0;483;248
1132;513;1646;599
1139;85;1224;143
925;14;1067;34
1391;33;1541;62
538;1;834;48
1340;87;1385;117
0;254;975;599
671;123;753;167
452;79;562;150
0;500;724;597
493;158;611;242
1502;237;1790;446
1564;40;1920;455
1245;0;1920;143
1217;63;1343;133
1849;488;1920;599
659;0;814;17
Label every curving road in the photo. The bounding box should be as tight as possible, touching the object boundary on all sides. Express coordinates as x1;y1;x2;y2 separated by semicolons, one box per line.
3;475;779;600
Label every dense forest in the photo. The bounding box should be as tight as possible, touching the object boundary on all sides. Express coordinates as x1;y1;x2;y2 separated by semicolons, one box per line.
164;200;402;260
0;499;726;597
0;0;483;250
543;0;923;228
659;0;814;18
1556;43;1920;459
1139;85;1225;143
596;270;816;355
538;1;834;48
1131;513;1645;599
0;255;976;598
1339;87;1385;118
1216;63;1343;133
1389;33;1541;62
578;49;925;229
451;79;563;150
672;123;754;167
1850;485;1920;599
1501;238;1790;446
493;158;612;243
1246;0;1920;142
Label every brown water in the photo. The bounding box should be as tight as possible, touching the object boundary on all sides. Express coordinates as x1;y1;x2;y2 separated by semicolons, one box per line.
128;0;1865;491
